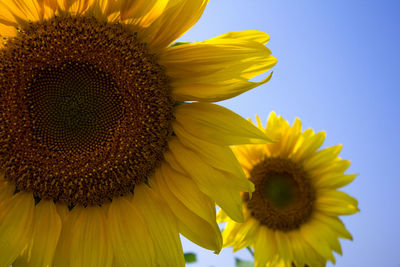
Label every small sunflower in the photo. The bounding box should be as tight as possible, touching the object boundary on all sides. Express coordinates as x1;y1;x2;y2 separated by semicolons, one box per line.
0;1;277;266
218;113;359;267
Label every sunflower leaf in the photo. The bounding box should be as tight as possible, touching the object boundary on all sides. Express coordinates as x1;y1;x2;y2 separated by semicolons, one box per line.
235;258;254;267
184;253;197;263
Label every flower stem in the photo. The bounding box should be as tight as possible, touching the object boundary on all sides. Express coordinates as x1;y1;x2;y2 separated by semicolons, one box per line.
246;246;254;257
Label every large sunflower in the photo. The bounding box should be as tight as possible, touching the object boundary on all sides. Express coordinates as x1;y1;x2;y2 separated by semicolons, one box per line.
0;1;277;266
218;113;359;267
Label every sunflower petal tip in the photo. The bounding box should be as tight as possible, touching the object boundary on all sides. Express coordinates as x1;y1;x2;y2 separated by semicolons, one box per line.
269;111;278;119
213;249;221;255
248;181;255;193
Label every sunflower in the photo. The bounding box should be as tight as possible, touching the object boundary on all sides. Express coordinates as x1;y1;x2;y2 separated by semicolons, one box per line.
218;113;359;267
0;1;277;266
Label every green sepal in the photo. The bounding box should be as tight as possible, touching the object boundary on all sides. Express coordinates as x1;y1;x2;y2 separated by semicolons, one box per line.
144;178;151;188
174;101;186;107
170;42;191;47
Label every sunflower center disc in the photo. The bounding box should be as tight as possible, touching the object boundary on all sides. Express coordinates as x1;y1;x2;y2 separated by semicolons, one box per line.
245;158;315;231
28;62;123;153
0;16;174;206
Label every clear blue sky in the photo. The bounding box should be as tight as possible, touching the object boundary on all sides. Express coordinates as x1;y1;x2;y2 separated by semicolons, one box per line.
178;0;400;266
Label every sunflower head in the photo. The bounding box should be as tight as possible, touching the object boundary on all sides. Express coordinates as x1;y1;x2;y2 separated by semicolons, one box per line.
0;0;276;207
0;14;174;206
0;0;277;266
245;157;315;232
219;112;359;267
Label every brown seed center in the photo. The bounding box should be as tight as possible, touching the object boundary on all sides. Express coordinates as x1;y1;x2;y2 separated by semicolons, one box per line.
27;61;123;154
0;16;174;206
245;158;315;231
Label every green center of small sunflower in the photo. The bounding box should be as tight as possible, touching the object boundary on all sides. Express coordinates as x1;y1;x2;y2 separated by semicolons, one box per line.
0;16;174;206
245;158;315;231
261;173;298;209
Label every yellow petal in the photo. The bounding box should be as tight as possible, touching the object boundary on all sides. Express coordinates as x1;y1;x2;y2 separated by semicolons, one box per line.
159;163;216;220
43;0;58;11
107;197;155;267
143;0;208;51
172;73;274;102
301;219;343;261
94;0;167;25
162;32;273;80
286;232;307;266
0;23;17;39
308;159;351;178
56;0;94;14
0;179;14;202
279;118;302;158
251;115;266;135
174;103;271;145
291;130;326;163
207;30;271;45
0;3;19;27
0;3;19;39
0;192;34;267
231;218;260;252
1;0;56;24
313;213;353;240
53;205;112;267
55;203;69;221
167;138;244;222
119;0;168;25
152;166;222;252
300;221;336;263
264;112;292;157
265;112;280;132
254;227;278;267
13;200;61;267
303;144;343;171
221;216;260;252
0;0;52;24
216;209;229;222
274;230;293;261
163;150;187;174
134;184;185;267
287;231;325;267
314;173;357;190
160;31;276;101
314;222;342;255
173;121;253;192
315;190;359;215
221;219;243;247
0;0;44;23
233;144;266;175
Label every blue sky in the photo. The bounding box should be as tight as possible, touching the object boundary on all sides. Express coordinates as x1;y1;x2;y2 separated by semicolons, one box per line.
178;0;400;266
